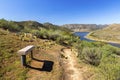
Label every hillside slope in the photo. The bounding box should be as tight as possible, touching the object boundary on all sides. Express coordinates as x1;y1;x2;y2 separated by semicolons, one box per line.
63;24;107;32
86;24;120;43
0;19;120;80
0;28;64;80
0;19;80;80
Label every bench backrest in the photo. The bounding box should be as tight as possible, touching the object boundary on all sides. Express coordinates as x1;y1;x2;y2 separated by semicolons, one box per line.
17;45;35;55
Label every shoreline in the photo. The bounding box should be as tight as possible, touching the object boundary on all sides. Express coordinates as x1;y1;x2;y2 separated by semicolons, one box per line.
85;33;120;44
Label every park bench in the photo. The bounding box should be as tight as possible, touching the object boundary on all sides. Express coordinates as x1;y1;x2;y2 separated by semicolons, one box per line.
17;45;35;67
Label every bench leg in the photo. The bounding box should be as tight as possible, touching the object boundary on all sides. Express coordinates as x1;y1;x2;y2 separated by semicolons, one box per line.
21;55;26;67
31;50;33;59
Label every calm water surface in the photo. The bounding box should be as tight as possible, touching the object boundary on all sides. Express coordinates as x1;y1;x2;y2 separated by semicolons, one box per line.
74;32;120;48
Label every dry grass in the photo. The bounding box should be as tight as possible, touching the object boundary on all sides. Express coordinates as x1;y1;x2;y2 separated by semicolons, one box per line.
86;24;120;43
0;28;63;80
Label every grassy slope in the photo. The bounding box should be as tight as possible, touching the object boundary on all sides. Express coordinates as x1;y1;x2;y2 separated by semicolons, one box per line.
86;24;120;43
0;19;79;46
78;41;120;80
0;29;63;80
0;19;120;80
0;19;80;80
81;23;120;80
0;29;31;80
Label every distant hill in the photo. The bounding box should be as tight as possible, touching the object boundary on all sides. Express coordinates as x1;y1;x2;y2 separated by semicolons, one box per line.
87;24;120;43
0;19;71;33
0;19;79;45
62;24;108;32
16;20;45;29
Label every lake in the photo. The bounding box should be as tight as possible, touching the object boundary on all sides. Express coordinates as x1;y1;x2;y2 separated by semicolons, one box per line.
74;32;120;48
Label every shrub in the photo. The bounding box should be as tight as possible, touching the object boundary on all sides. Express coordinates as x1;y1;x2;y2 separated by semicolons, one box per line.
0;19;23;32
114;49;120;55
96;56;120;80
81;47;102;66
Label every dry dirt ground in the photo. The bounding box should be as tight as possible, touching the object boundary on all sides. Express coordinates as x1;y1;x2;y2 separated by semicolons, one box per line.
61;48;87;80
26;45;63;80
26;46;88;80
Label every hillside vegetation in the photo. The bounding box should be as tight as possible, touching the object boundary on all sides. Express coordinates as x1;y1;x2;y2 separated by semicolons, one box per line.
0;19;120;80
77;41;120;80
0;19;80;80
86;24;120;43
0;28;66;80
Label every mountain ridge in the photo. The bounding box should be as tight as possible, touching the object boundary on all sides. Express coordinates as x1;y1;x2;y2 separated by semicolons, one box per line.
63;24;108;32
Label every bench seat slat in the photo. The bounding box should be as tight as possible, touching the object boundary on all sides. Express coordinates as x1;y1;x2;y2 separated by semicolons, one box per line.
18;45;35;55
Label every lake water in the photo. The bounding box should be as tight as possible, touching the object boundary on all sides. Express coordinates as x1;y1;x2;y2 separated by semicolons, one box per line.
74;32;120;48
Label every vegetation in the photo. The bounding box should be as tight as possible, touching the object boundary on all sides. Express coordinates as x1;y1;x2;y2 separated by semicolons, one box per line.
0;29;30;80
0;19;79;46
0;19;79;79
80;47;102;66
0;28;63;80
0;19;120;80
77;41;120;80
0;19;24;32
83;24;120;79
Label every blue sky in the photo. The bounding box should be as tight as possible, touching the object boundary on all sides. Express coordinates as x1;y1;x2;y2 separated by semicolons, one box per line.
0;0;120;25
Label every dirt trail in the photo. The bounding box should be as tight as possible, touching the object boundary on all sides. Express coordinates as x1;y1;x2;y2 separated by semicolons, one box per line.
61;48;84;80
26;46;86;80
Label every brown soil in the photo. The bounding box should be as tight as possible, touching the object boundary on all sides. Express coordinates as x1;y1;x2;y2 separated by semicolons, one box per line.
26;45;63;80
61;48;86;80
26;46;87;80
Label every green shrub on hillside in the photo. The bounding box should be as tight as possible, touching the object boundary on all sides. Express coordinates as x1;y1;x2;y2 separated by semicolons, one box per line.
0;19;23;32
0;19;78;46
83;44;120;80
93;55;120;80
114;49;120;55
80;47;102;66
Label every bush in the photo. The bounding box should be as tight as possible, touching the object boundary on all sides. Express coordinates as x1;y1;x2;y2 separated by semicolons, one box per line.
114;49;120;55
0;19;23;32
95;56;120;80
81;47;102;66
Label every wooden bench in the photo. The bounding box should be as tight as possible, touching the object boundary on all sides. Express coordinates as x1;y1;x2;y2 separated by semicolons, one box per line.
17;45;35;67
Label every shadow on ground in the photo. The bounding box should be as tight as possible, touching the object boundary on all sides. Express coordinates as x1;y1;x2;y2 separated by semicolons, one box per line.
26;58;54;72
